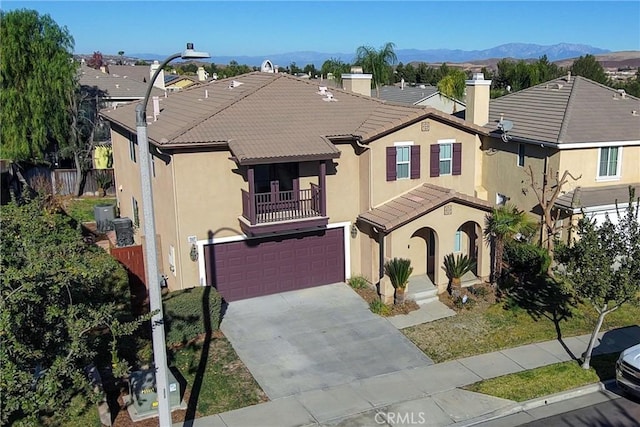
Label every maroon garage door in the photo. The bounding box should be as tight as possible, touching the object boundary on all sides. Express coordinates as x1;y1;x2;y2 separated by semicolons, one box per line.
204;228;344;301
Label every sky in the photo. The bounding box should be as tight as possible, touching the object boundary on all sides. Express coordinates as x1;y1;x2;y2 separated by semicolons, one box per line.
3;1;640;58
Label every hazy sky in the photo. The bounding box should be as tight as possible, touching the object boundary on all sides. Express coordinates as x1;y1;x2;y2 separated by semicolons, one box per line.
3;1;640;57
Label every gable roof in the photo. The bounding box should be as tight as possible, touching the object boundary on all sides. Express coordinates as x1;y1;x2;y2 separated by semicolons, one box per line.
107;65;151;83
487;75;640;145
376;85;439;105
79;64;164;100
357;183;492;233
101;72;487;165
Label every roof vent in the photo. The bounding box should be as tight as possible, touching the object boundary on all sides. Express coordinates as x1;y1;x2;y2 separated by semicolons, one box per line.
228;80;244;89
317;86;328;95
322;92;337;102
549;82;563;90
618;89;627;99
632;110;638;116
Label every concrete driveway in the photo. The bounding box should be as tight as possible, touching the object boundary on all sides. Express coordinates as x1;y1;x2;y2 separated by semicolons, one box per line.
220;283;433;399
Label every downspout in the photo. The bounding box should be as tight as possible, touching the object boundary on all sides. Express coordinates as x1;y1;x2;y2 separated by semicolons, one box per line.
374;226;385;281
355;137;372;210
540;154;549;246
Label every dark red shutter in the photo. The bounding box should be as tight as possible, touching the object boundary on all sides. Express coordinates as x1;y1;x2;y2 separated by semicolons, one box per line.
452;143;462;175
410;145;421;179
386;147;396;181
430;144;440;177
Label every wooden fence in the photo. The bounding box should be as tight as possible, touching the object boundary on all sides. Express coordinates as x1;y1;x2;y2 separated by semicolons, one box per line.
24;167;116;196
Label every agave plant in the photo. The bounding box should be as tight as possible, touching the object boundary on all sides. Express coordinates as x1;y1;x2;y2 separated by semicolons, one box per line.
384;257;413;305
443;253;477;295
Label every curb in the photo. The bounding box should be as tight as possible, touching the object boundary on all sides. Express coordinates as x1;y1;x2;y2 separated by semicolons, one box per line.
454;379;618;426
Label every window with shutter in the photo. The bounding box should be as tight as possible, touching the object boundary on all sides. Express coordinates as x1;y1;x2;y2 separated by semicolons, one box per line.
430;144;440;177
386;147;396;181
410;145;421;179
452;143;462;175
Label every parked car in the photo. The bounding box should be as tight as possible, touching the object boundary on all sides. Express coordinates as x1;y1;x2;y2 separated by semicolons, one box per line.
616;343;640;397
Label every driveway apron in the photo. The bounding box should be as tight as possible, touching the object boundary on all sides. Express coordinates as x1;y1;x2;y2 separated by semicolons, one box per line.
220;283;433;399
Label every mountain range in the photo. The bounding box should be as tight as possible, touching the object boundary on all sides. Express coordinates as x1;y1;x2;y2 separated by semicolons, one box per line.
129;43;611;67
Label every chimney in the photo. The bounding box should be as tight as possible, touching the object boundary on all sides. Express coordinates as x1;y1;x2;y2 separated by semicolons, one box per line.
465;72;492;126
150;61;166;90
342;66;372;97
197;66;208;81
401;78;405;90
567;71;571;82
152;96;160;122
100;65;107;74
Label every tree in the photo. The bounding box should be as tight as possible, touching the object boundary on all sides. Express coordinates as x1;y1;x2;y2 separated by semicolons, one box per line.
525;166;581;274
437;69;467;112
320;57;350;86
0;9;77;162
571;54;609;85
302;63;317;78
86;51;108;72
117;50;125;65
557;187;640;369
355;42;398;97
483;204;536;283
0;192;139;425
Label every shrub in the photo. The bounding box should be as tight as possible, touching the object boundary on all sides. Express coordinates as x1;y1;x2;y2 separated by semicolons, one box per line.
384;258;413;289
348;275;369;289
452;294;476;310
504;240;550;278
163;286;222;346
443;253;476;280
369;299;392;316
468;285;489;298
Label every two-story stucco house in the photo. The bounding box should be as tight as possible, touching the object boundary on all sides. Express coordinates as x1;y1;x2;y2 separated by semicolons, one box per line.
101;69;496;303
476;72;640;238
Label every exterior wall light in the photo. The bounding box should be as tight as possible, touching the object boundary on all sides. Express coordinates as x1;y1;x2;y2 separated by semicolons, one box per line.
190;244;198;262
351;223;358;238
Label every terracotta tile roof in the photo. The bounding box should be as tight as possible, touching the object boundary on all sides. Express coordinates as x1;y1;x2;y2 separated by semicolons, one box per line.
79;64;163;100
486;76;640;144
357;183;493;232
555;183;640;210
101;72;486;165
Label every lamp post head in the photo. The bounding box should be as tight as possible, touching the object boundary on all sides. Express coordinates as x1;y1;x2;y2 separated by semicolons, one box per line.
181;43;210;60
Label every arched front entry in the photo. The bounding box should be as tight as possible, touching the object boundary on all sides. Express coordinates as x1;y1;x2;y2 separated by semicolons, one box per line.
456;221;482;275
409;227;438;283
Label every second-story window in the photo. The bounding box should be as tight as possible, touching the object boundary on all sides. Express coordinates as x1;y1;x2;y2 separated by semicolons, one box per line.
396;146;410;179
598;147;621;179
439;143;452;175
129;133;136;163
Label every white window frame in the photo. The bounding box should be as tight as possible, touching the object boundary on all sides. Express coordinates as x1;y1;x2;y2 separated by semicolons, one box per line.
393;141;413;180
438;139;454;176
517;143;525;167
596;146;622;181
454;230;462;253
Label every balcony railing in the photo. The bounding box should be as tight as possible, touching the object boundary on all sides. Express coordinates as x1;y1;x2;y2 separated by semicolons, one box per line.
242;185;324;225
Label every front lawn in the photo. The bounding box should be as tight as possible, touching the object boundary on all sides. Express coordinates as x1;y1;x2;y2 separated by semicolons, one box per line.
403;291;640;363
464;352;619;402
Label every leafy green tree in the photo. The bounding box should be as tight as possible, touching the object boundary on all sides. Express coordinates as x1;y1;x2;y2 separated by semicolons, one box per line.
320;57;350;86
571;54;609;84
416;63;437;85
289;62;302;75
483;204;536;283
355;42;398;97
614;68;640;98
437;69;468;111
557;188;640;369
302;63;317;77
0;193;137;425
0;9;77;162
117;50;125;65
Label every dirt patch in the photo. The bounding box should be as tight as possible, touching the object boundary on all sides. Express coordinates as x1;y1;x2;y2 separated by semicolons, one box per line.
353;286;420;317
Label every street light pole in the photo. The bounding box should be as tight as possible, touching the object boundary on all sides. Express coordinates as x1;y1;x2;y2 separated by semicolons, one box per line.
135;43;210;427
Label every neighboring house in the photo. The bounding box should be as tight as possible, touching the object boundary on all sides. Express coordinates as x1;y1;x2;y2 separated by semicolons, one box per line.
475;72;640;235
79;64;164;108
100;70;493;303
376;82;466;114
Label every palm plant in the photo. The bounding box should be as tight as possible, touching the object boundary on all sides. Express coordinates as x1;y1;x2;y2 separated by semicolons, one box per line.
443;253;477;295
355;42;397;98
483;204;536;284
94;170;112;197
437;69;467;112
384;257;413;305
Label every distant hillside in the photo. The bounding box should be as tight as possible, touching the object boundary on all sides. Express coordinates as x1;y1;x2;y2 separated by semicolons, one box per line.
125;42;611;68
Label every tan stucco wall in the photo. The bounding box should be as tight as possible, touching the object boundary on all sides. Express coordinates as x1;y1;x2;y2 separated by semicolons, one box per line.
417;96;466;115
557;145;640;189
481;137;561;214
369;119;483;208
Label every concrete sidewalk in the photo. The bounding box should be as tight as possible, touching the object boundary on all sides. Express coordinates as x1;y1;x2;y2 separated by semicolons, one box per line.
174;326;640;427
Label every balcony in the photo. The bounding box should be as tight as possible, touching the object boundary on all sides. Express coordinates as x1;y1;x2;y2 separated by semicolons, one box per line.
240;184;328;236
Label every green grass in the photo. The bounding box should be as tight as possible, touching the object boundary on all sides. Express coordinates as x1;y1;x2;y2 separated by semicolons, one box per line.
64;197;117;223
170;334;267;417
403;298;640;363
464;353;619;402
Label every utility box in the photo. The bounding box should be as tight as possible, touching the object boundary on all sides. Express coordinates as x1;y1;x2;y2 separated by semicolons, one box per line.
112;217;134;247
127;369;182;419
94;204;115;233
